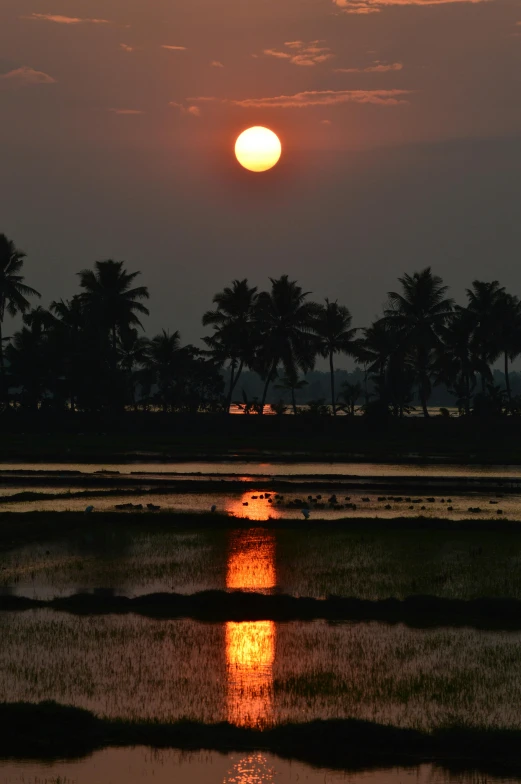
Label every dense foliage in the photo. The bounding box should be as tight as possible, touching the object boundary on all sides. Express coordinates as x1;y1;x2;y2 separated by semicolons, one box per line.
2;232;521;417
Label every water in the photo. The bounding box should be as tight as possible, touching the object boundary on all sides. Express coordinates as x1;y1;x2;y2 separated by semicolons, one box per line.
1;749;516;784
3;461;521;477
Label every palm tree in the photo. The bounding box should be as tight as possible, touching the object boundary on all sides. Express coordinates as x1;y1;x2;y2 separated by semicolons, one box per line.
0;234;40;378
142;330;188;412
434;306;483;416
118;328;150;408
77;260;149;357
383;268;454;417
275;371;308;415
313;299;358;415
202;279;258;412
465;280;505;391
254;276;319;411
356;320;397;405
494;292;521;407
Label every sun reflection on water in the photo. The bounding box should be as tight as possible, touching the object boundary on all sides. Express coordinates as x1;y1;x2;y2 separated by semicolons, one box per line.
225;528;276;729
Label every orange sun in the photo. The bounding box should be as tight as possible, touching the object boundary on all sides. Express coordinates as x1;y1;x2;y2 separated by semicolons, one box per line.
235;127;282;172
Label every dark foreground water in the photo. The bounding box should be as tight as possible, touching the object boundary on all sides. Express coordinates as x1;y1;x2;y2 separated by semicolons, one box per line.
1;749;520;784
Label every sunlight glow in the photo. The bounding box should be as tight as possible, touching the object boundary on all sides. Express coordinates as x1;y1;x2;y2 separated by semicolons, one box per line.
225;529;276;728
234;127;281;172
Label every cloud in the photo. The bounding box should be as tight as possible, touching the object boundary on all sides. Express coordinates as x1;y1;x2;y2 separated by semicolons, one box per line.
162;45;187;51
321;119;332;124
211;60;224;67
23;13;111;24
120;44;135;52
0;66;56;87
190;89;411;109
333;0;488;12
263;48;292;59
262;40;334;66
109;108;143;115
335;62;403;72
169;101;201;116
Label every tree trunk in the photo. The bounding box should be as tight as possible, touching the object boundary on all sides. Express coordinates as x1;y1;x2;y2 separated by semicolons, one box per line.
291;387;297;416
419;380;429;418
464;371;470;417
226;361;236;414
0;318;3;370
226;359;244;414
505;351;512;406
329;351;336;416
260;362;276;414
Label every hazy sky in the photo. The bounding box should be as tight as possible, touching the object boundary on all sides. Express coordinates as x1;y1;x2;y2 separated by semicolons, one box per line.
1;0;521;346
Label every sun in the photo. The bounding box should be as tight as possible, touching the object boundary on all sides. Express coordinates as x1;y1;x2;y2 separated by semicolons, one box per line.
235;127;281;173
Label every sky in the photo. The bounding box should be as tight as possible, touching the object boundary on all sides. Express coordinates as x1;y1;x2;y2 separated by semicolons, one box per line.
1;0;521;347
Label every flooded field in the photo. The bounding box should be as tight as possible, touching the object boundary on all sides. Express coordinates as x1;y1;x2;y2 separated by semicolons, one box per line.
3;459;521;774
3;525;521;600
2;749;514;784
3;460;521;477
1;609;520;729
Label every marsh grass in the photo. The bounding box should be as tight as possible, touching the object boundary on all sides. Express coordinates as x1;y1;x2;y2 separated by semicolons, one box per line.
0;611;521;730
3;520;521;601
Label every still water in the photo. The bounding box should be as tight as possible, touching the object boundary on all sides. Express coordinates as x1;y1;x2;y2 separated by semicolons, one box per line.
3;461;521;477
1;749;516;784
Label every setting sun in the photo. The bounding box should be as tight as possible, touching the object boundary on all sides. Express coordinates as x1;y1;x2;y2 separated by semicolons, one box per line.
235;126;282;172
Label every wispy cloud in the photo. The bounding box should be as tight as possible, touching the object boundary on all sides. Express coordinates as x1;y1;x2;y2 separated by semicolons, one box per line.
120;44;135;52
262;40;334;66
0;66;56;87
162;44;187;51
109;108;143;115
210;60;224;67
335;62;403;72
333;0;488;12
23;13;111;24
190;89;411;108
169;101;201;116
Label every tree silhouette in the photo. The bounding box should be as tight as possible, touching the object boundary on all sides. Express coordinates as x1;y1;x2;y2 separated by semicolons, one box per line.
383;268;454;417
434;306;482;416
202;279;258;412
465;280;505;392
314;299;358;415
0;234;40;396
275;371;308;415
254;275;319;412
78;260;149;358
495;292;521;407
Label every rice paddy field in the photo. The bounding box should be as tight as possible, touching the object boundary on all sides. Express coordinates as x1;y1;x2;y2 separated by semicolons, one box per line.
3;460;521;782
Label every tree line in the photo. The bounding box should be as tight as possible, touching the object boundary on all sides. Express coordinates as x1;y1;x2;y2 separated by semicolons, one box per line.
1;232;521;417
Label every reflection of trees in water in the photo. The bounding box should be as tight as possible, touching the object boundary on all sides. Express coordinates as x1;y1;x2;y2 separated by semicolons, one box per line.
225;528;276;730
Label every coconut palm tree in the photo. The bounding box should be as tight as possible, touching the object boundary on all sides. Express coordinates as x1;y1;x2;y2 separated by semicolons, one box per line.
0;234;40;380
202;279;258;412
77;260;149;357
142;330;188;412
254;275;319;411
313;299;358;415
494;292;521;407
383;268;454;417
434;306;483;416
274;371;308;415
465;280;505;391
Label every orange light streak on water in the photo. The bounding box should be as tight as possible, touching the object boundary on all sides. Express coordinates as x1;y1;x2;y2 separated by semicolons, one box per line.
225;529;276;728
